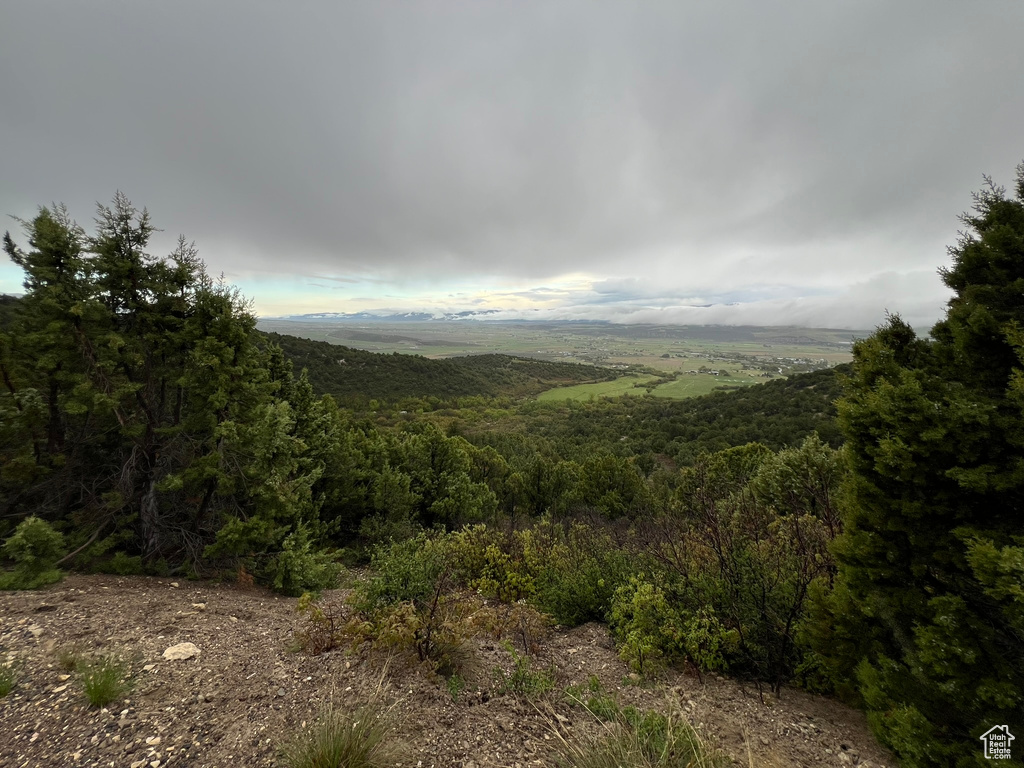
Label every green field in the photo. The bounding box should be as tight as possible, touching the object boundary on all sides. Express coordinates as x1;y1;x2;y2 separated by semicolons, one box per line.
535;375;659;401
650;374;759;399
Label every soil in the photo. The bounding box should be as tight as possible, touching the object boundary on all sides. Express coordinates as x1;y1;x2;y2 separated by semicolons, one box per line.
0;575;895;768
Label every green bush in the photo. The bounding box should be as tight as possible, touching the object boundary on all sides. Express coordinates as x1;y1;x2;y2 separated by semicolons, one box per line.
267;525;344;597
78;654;133;708
449;524;536;602
0;516;66;590
279;697;404;768
521;522;632;627
349;534;470;675
609;576;732;678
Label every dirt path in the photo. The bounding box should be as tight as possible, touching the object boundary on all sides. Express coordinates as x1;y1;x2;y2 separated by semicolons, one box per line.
0;575;894;767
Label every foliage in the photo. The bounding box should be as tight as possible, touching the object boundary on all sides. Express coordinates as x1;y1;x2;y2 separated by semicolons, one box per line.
78;654;133;708
348;535;471;675
816;163;1024;766
295;592;349;656
0;516;66;589
491;641;555;698
521;521;633;627
0;198;335;585
609;576;732;678
278;697;404;768
265;525;343;597
629;437;842;690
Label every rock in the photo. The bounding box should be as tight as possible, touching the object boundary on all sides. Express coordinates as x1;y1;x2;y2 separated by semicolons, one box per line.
276;687;286;697
146;736;161;746
162;642;199;660
27;624;44;638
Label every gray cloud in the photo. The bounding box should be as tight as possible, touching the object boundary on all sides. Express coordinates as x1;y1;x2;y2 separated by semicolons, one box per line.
1;1;1021;326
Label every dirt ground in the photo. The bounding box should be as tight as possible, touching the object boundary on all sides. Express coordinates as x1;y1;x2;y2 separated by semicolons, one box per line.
0;575;895;768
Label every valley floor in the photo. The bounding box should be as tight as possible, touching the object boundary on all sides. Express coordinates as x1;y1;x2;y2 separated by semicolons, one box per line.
1;575;894;768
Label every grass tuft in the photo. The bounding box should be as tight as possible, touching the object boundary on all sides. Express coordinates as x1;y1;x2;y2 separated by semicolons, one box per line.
279;696;404;768
55;645;81;672
0;658;18;697
556;690;727;768
78;654;132;708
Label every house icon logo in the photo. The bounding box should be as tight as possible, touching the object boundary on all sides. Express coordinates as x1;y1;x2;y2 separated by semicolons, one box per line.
980;725;1014;760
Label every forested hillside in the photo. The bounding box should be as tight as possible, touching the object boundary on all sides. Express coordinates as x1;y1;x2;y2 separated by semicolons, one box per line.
264;331;617;405
3;165;1024;768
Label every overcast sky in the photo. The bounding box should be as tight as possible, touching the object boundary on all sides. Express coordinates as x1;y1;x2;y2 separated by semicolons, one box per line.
2;1;1022;328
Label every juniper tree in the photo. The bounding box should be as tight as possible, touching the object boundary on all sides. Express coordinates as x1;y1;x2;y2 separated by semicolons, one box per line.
817;163;1024;767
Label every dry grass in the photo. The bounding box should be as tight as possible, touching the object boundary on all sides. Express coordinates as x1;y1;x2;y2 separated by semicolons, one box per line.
552;694;727;768
278;671;405;768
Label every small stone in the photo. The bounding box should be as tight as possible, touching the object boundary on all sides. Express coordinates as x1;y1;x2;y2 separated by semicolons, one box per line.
58;674;71;681
130;761;146;768
146;736;162;746
162;643;200;660
191;603;206;610
72;751;82;761
169;582;180;588
27;624;44;638
52;684;68;693
143;664;156;672
276;687;286;697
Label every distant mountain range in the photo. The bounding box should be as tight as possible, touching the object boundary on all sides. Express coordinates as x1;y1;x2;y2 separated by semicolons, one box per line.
264;309;604;323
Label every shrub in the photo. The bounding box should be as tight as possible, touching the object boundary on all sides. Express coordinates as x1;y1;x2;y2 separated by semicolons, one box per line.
0;516;66;590
78;654;133;708
521;521;632;627
279;697;404;768
348;534;471;676
565;675;618;721
450;525;535;602
294;592;348;655
609;576;733;678
267;525;344;597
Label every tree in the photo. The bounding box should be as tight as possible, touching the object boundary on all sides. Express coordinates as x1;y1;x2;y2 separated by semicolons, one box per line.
818;163;1024;766
1;197;320;579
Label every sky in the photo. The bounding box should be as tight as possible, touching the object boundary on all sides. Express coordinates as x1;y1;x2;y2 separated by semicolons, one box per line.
2;1;1023;329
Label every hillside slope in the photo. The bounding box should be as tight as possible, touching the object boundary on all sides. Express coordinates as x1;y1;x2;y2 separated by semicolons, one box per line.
1;575;894;768
264;331;617;405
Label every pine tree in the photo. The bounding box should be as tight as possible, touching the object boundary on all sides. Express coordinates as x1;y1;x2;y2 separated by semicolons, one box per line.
820;163;1024;766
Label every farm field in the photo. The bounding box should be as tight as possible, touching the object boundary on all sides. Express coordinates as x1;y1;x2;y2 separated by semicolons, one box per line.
535;374;659;401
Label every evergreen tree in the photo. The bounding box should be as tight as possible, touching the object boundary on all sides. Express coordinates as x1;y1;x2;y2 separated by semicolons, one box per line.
819;164;1024;766
1;197;324;580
